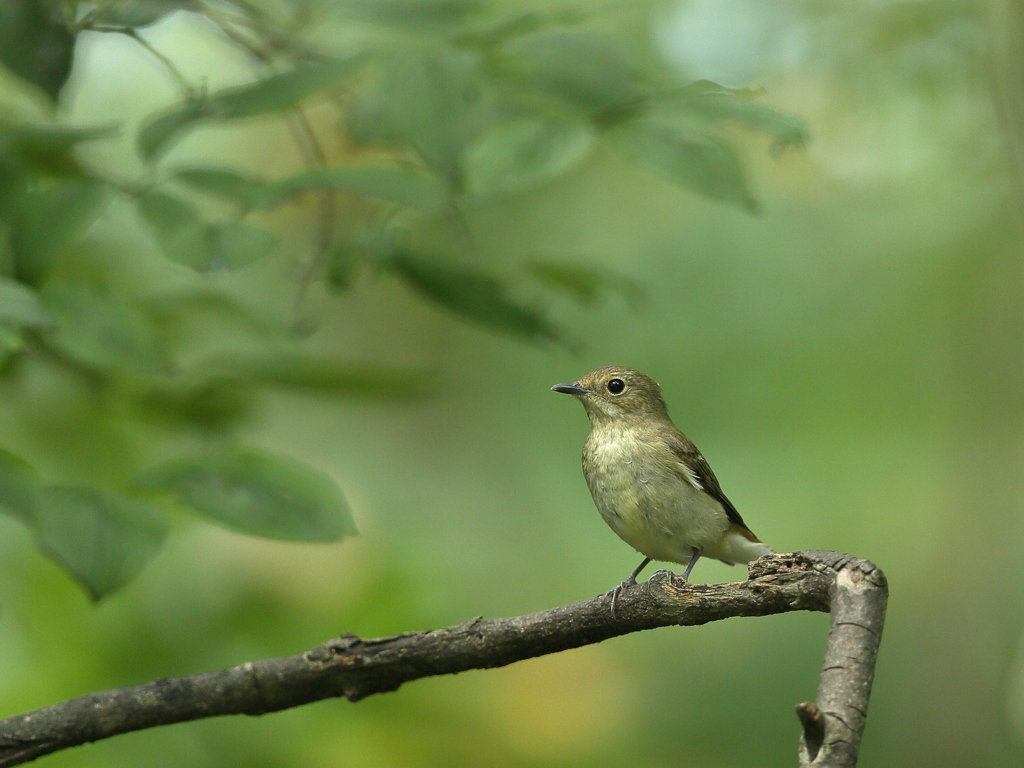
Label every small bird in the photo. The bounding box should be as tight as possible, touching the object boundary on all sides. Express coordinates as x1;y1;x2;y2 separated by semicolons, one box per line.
552;366;772;614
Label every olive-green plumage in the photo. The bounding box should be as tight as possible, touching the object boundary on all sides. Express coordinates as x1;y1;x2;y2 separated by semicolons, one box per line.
552;366;771;604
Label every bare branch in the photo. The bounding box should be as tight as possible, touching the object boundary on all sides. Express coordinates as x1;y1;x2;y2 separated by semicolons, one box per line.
790;552;888;768
0;551;885;767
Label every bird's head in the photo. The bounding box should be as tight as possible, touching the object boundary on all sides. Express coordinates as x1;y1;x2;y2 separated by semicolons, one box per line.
551;366;670;425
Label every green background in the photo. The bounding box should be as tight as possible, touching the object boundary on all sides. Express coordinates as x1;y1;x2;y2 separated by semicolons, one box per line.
2;1;1023;766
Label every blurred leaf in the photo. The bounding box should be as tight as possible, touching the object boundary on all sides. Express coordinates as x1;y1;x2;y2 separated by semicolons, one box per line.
41;284;166;374
206;354;429;396
135;377;255;431
0;0;75;101
348;51;490;181
272;167;449;213
177;164;449;214
3;123;117;176
0;160;25;213
138;58;363;160
136;448;357;542
389;251;563;343
464;115;597;197
327;240;358;290
142;287;280;337
334;0;481;30
34;486;168;600
136;190;210;269
526;260;646;309
503;31;637;113
660;80;809;153
324;226;409;289
214;58;363;117
0;322;27;368
137;100;209;162
209;222;276;268
0;448;40;523
610;122;756;212
88;0;195;27
8;180;108;284
454;9;584;47
174;167;271;208
138;190;275;269
0;277;53;327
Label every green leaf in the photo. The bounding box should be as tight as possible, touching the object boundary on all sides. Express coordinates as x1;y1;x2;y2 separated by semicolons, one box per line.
526;260;646;309
0;159;26;212
464;116;596;197
135;448;357;542
659;81;809;153
347;51;490;180
9;180;108;284
610;122;756;212
271;167;449;214
319;224;409;286
0;322;27;368
137;191;275;269
208;222;276;268
0;0;75;101
142;288;280;337
174;167;272;208
206;354;428;396
175;163;448;215
41;284;166;374
388;251;563;344
135;377;255;432
176;164;448;214
333;0;481;30
0;277;52;327
503;31;637;113
138;58;362;160
327;240;359;290
214;58;364;118
4;123;117;175
136;190;211;269
0;448;40;523
34;486;168;600
137;100;209;162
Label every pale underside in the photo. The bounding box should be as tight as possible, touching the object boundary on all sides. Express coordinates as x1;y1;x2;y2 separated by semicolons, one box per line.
582;426;770;566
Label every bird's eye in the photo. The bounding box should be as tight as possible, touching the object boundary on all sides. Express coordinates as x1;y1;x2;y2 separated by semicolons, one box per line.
607;378;625;394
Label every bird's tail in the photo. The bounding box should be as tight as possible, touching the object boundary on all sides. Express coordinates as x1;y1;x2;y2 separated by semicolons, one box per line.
713;523;774;565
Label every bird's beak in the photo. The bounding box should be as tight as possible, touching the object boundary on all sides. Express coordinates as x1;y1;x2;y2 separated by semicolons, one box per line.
551;382;587;395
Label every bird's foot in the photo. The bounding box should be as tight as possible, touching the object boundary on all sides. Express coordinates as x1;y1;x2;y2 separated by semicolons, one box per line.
606;575;638;617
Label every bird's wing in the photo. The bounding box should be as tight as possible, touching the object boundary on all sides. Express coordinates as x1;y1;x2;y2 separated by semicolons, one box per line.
666;432;757;537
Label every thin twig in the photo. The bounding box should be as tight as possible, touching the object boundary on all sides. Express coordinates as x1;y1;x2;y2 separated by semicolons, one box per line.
288;107;337;324
0;551;886;768
124;29;195;99
86;25;195;99
196;3;340;323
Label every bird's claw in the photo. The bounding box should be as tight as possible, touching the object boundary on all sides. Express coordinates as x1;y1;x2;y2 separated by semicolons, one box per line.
606;576;637;617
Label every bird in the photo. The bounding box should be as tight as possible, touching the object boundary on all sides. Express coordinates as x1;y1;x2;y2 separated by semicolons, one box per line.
552;365;772;614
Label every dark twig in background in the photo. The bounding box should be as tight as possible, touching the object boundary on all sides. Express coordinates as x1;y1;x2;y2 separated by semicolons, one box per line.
0;552;886;768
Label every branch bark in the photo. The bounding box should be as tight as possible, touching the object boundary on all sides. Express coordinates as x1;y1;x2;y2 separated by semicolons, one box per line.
0;551;886;767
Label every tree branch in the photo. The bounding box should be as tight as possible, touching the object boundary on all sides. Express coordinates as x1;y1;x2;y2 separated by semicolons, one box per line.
0;551;885;767
792;551;888;768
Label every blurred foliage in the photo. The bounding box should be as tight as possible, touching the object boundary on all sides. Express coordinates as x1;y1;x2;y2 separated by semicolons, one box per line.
135;446;357;540
0;0;801;597
1;1;1022;768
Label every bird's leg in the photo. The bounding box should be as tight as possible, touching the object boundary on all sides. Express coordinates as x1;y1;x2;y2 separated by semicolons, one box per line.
608;557;651;617
681;548;702;581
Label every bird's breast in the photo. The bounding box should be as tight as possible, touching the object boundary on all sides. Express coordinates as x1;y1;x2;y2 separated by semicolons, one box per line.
582;426;729;564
